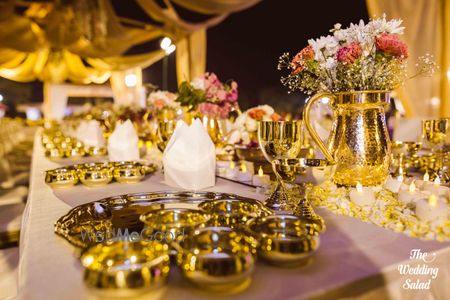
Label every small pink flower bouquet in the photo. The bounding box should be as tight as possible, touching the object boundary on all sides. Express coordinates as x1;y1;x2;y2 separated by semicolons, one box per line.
279;16;436;94
176;72;239;119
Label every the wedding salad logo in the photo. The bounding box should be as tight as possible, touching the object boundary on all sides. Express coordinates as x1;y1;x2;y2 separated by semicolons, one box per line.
398;249;439;289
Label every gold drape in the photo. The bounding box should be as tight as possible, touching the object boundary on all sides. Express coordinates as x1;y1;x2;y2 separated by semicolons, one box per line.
0;0;260;85
176;30;207;84
110;67;143;106
366;0;450;117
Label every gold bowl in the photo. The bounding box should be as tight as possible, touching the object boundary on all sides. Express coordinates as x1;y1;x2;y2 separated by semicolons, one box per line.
246;215;320;267
45;167;79;188
113;162;146;184
78;163;113;187
199;199;272;229
176;227;257;293
140;208;209;243
80;241;170;297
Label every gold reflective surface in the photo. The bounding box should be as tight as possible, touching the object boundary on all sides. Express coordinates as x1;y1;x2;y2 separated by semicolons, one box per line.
156;120;178;152
140;208;209;243
304;91;391;186
199;198;272;229
247;215;320;267
80;241;170;296
176;227;257;292
45;167;79;188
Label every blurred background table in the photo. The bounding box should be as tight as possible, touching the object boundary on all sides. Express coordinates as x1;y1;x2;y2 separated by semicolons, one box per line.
17;130;450;300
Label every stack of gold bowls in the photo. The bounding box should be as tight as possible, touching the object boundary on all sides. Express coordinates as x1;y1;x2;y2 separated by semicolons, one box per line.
45;161;157;188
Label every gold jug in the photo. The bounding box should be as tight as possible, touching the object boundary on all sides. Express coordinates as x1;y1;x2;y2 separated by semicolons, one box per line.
303;91;391;187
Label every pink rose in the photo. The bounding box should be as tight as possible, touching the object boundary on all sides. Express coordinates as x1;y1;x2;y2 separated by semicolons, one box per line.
291;45;315;74
153;99;166;110
336;42;362;64
376;33;408;59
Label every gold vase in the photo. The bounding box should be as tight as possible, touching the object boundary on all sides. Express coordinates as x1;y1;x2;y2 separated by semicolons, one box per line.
304;91;391;187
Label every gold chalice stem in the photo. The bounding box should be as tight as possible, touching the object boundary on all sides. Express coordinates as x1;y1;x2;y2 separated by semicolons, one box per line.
264;161;295;211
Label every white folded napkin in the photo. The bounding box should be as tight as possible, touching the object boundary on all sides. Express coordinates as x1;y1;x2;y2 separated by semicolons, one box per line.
75;120;105;147
107;119;140;161
163;119;216;190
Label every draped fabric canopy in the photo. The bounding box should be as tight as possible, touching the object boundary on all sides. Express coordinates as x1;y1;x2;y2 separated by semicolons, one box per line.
366;0;450;117
0;0;260;85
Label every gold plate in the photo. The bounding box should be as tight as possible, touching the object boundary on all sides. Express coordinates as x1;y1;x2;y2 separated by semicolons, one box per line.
54;191;269;249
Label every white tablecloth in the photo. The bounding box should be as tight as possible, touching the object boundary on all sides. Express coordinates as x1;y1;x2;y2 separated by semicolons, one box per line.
17;131;450;300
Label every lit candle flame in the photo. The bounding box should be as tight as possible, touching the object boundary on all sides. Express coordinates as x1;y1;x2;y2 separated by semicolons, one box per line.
423;172;429;182
428;194;437;207
356;182;363;193
258;166;264;176
229;161;235;169
434;177;440;186
409;182;416;193
240;163;247;172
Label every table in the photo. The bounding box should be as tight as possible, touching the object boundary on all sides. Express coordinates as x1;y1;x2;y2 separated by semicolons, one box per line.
18;131;450;300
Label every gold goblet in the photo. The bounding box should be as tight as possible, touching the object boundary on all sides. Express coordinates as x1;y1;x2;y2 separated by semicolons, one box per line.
156;120;178;152
258;121;302;211
422;119;450;182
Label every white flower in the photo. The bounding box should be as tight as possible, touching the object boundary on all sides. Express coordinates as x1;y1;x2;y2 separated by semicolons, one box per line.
321;57;337;69
308;35;339;62
191;77;205;90
369;14;404;35
245;117;258;132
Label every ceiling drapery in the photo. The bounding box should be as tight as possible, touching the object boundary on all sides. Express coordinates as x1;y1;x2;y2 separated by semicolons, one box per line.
0;0;260;84
366;0;450;117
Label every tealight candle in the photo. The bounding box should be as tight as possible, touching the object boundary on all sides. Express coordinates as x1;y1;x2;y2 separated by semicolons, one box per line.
225;161;238;179
398;182;424;204
349;182;375;206
237;163;252;182
252;166;271;187
423;177;449;198
242;161;255;175
415;194;448;221
384;175;403;193
414;172;430;189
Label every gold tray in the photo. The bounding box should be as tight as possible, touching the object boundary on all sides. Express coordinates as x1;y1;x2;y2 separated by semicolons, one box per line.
54;191;271;249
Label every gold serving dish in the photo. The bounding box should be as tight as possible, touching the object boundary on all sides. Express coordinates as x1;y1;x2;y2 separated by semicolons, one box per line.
113;161;147;184
199;198;272;229
78;162;114;187
246;215;320;267
140;208;209;243
80;241;170;297
55;191;262;249
176;227;257;293
45;167;79;188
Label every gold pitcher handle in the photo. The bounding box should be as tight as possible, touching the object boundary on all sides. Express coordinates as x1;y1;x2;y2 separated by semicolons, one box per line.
303;92;336;164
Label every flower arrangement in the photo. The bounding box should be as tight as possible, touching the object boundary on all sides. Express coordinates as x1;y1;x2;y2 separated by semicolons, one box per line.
176;72;239;119
147;90;179;111
278;15;437;94
228;105;281;146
